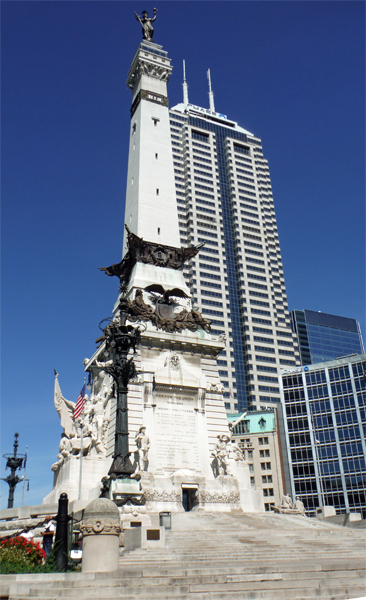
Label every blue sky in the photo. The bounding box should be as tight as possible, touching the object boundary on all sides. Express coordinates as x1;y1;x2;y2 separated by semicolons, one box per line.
1;1;365;508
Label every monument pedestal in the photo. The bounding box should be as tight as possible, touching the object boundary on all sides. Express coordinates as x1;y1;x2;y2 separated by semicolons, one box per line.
94;325;264;514
43;457;110;504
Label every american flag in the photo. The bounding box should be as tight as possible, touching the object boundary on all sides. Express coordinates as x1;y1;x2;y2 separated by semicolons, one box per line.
74;385;86;420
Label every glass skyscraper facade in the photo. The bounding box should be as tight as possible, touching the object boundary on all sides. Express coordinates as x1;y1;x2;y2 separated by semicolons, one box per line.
291;309;364;366
280;354;366;518
169;100;300;413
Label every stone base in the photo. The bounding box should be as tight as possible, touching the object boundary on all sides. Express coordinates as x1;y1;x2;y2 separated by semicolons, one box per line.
124;525;165;552
349;512;362;522
119;504;152;529
43;457;111;504
273;507;306;515
316;505;336;519
139;469;263;513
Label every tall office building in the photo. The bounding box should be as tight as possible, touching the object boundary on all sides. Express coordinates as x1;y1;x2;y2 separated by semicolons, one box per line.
169;76;300;412
291;309;364;366
279;354;366;518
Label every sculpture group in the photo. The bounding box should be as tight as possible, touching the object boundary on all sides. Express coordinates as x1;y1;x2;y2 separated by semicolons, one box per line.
274;493;306;515
52;370;113;471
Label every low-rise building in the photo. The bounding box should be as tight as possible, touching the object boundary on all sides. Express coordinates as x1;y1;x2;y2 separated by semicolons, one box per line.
228;410;285;511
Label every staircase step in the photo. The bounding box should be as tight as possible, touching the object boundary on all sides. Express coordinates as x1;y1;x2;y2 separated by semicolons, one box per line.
4;511;365;600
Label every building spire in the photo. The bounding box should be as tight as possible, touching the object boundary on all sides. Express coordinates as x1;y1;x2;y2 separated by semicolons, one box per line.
182;60;189;106
207;68;215;113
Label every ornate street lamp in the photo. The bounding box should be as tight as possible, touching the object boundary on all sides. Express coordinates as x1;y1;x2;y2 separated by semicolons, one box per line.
100;304;142;481
1;433;26;508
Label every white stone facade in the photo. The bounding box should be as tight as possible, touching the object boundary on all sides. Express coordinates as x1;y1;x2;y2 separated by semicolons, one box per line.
123;41;180;253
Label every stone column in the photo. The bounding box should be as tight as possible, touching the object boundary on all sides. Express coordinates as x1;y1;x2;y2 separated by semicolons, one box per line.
80;498;121;572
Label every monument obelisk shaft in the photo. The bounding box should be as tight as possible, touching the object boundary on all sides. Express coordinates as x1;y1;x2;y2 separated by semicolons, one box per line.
124;39;180;254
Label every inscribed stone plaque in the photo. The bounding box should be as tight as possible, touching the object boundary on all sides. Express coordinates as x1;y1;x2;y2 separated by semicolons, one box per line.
154;394;199;470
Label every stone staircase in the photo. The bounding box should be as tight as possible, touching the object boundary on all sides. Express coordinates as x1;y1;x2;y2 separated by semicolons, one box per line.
1;511;365;600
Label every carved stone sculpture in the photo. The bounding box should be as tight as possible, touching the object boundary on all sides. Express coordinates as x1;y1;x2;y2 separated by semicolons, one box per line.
199;490;240;504
135;426;150;472
208;381;225;393
53;372;82;439
89;373;113;449
51;436;72;471
294;496;306;515
143;489;182;503
281;493;293;509
211;434;231;476
165;353;180;370
273;493;307;516
52;370;113;469
229;441;245;462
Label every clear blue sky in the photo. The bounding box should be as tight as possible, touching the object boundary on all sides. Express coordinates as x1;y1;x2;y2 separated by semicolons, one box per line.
1;1;364;508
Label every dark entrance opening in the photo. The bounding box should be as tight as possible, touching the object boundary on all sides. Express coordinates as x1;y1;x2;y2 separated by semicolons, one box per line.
182;487;197;512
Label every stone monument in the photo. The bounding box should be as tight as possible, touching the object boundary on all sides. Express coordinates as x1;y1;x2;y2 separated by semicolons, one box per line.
44;13;263;515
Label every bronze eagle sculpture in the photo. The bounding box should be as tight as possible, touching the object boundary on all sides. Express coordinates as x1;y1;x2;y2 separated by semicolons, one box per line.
144;284;189;304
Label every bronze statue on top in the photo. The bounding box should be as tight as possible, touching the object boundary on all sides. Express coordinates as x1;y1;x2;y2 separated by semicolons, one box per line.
134;8;157;42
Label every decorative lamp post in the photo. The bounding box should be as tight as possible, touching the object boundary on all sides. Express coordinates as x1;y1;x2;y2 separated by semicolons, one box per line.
101;305;141;480
1;433;26;509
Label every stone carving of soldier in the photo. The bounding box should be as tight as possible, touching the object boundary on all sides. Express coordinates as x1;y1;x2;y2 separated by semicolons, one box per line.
91;379;112;446
281;493;293;509
230;440;244;462
134;8;157;42
135;426;150;471
51;435;72;471
294;495;306;514
212;434;230;476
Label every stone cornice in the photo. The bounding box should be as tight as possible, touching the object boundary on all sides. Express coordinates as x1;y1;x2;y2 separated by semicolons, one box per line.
127;42;172;91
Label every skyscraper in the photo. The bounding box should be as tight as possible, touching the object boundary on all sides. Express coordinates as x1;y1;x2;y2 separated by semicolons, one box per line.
291;309;364;366
169;75;300;412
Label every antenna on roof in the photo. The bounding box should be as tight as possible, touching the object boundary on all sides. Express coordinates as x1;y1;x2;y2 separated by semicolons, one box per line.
182;60;189;106
207;68;215;113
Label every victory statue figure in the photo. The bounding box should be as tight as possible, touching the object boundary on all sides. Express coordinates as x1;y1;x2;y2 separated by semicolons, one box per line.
134;8;157;41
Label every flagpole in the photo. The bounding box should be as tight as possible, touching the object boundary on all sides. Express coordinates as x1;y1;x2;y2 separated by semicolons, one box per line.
21;446;28;507
78;422;83;501
77;378;86;501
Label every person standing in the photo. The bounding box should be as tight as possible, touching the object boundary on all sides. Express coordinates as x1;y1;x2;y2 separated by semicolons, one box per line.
20;526;33;542
41;516;55;557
